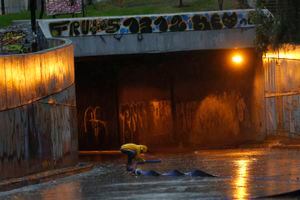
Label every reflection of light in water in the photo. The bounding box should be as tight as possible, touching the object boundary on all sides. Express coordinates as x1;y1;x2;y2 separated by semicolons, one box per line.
233;159;251;200
42;182;81;200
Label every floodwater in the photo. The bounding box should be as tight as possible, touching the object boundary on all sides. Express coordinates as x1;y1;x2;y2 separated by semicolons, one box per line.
1;148;300;200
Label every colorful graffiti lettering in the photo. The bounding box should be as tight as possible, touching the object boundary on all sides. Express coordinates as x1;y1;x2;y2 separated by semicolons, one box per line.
47;10;256;37
0;30;27;53
0;31;26;46
46;0;82;16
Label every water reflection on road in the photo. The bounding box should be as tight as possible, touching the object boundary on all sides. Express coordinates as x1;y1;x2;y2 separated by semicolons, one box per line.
2;148;300;200
233;159;250;200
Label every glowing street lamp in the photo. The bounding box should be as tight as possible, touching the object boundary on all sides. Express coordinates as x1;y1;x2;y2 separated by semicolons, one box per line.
229;52;246;70
232;54;244;65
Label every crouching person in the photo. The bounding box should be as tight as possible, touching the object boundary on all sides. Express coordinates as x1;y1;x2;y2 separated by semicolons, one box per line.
120;143;148;171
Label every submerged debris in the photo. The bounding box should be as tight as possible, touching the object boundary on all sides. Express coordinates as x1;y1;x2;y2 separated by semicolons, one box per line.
133;168;216;177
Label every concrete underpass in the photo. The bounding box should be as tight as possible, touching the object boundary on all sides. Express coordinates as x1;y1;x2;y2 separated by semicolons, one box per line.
3;6;300;200
75;48;264;150
37;9;264;150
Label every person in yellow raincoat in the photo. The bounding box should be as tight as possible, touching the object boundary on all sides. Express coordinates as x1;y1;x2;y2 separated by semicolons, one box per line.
120;143;148;171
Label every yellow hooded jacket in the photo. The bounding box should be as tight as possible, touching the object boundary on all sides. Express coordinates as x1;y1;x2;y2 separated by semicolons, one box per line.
120;143;148;161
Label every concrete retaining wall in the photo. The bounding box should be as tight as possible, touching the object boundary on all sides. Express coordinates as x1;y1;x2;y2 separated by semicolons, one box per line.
69;28;256;57
264;46;300;137
38;9;259;57
0;39;78;180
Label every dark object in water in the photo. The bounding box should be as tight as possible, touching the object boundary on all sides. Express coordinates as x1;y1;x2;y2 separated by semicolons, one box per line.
133;169;215;177
185;169;216;177
135;169;161;176
162;170;185;176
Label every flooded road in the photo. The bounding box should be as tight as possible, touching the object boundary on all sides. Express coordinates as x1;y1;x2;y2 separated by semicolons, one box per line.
1;148;300;199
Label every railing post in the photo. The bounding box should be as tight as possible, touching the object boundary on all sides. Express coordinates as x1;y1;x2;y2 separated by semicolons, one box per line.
30;0;37;34
30;0;38;51
1;0;5;15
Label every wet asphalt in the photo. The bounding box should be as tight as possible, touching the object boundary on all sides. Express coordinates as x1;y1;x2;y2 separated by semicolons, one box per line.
1;148;300;200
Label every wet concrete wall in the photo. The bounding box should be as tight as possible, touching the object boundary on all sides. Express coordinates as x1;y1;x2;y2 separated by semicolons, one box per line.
264;48;300;136
0;40;78;180
76;49;265;150
38;9;258;57
0;86;78;180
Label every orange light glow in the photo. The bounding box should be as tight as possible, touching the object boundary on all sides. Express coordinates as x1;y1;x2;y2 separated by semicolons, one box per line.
264;45;300;60
0;45;74;110
233;159;251;200
232;54;244;65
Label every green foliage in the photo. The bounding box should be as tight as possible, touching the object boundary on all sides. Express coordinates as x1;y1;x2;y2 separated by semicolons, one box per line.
2;44;25;53
252;8;278;52
0;11;30;28
0;0;237;28
253;0;300;53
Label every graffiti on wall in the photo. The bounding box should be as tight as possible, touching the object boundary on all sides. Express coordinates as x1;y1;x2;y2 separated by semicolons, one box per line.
0;31;26;46
47;10;256;37
46;0;82;16
150;101;172;135
0;102;75;163
50;105;73;160
83;106;107;147
190;92;248;146
176;101;198;134
119;102;148;144
119;95;248;145
0;30;28;53
119;100;172;144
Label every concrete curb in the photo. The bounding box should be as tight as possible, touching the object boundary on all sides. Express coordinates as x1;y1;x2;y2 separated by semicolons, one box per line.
270;145;300;149
79;150;121;155
0;163;94;192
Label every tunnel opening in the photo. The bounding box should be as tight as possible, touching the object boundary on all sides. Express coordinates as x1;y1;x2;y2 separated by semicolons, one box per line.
75;48;263;151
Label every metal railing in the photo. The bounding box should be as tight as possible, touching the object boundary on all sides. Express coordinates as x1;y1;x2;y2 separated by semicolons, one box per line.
0;0;29;14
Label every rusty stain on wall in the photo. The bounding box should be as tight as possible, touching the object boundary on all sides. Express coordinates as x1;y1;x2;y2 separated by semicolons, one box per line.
190;92;247;146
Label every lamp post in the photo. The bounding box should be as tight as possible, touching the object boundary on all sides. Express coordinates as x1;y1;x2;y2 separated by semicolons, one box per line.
30;0;37;51
30;0;37;34
179;0;183;7
218;0;223;10
1;0;5;15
